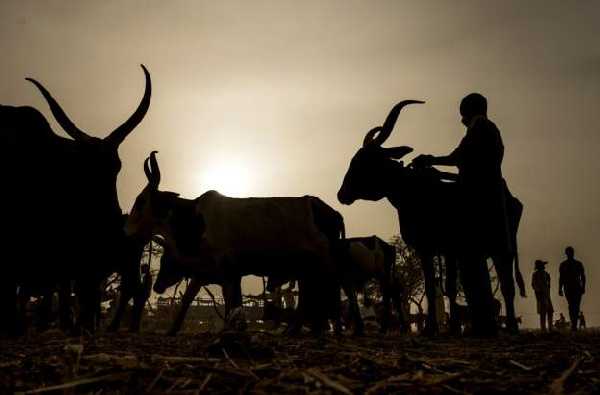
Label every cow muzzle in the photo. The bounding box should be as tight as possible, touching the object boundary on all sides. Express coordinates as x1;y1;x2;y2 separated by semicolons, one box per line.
337;190;355;205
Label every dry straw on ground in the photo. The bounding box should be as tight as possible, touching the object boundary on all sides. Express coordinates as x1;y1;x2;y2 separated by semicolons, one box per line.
1;328;598;394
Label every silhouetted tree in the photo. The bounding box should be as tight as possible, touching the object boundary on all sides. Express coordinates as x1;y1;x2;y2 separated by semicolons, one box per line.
389;235;424;315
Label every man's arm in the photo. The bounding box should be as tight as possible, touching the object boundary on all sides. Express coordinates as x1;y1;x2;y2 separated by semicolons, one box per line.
558;264;564;296
580;262;586;294
412;152;458;168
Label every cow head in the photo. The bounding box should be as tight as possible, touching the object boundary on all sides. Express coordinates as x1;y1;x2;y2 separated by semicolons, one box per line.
125;151;206;263
25;65;152;227
337;100;423;205
153;252;186;294
125;151;179;240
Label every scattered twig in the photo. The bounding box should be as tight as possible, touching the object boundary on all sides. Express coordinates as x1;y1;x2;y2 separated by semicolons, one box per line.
222;348;239;369
21;372;131;394
146;368;165;392
306;368;353;395
424;373;462;386
548;357;581;395
198;373;213;393
508;359;533;371
151;355;222;364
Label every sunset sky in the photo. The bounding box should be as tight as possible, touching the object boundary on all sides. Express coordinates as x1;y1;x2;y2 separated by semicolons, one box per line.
2;1;599;328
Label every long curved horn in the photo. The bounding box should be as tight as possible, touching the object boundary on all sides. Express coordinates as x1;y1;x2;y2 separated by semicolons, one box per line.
371;99;425;146
143;156;153;183
363;126;383;147
26;78;92;141
144;151;160;186
148;150;160;186
105;64;152;147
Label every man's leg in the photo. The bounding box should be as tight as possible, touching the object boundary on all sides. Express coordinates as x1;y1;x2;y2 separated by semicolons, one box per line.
461;254;496;336
539;312;546;332
566;291;582;331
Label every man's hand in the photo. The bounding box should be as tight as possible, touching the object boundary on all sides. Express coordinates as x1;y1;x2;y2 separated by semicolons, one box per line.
412;154;434;169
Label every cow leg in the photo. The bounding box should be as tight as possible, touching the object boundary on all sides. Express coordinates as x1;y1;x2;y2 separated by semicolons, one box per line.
342;281;363;336
445;254;461;335
75;278;102;334
389;281;409;334
36;289;55;332
378;275;393;334
129;273;149;333
492;253;518;334
167;278;201;337
310;276;332;338
286;277;309;335
222;274;244;331
419;253;438;336
56;280;74;332
286;286;305;335
109;268;142;332
129;293;147;333
108;290;132;332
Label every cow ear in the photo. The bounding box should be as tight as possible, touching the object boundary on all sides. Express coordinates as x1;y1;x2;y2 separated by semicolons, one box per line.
384;146;413;159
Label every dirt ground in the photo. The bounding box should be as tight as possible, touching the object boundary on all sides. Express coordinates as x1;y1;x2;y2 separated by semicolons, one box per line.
1;327;598;394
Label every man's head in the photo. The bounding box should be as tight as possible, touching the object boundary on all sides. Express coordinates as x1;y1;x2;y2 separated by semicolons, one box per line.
535;259;548;271
565;246;575;258
460;93;487;126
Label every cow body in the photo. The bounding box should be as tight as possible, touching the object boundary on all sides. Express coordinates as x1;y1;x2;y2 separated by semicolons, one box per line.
125;152;343;336
0;66;150;336
337;100;526;336
339;236;404;334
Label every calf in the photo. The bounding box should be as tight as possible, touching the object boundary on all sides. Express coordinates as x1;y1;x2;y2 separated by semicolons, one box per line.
338;236;400;335
124;152;343;336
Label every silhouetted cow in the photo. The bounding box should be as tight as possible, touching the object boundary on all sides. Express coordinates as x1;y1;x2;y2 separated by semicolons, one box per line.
124;152;343;337
338;236;402;335
150;251;221;336
337;100;526;336
0;65;151;336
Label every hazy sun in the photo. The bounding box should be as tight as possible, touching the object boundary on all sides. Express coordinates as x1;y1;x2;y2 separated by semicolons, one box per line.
200;161;253;197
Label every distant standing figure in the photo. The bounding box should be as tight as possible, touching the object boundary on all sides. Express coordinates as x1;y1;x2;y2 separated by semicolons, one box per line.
558;246;586;331
578;311;586;330
531;259;553;331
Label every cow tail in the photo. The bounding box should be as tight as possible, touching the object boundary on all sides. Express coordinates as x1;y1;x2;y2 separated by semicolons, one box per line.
512;200;526;298
514;243;526;298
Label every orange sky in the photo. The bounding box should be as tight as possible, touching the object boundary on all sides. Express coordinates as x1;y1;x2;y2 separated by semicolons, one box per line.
2;1;599;328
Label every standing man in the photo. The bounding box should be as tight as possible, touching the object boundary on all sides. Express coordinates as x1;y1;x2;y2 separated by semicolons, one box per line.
412;93;505;337
559;246;586;331
531;259;554;331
